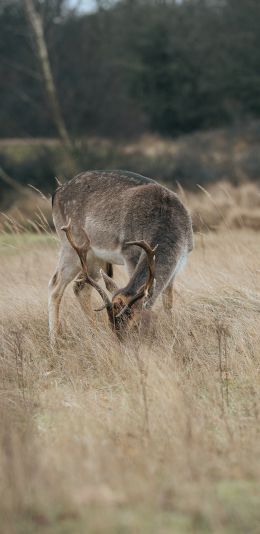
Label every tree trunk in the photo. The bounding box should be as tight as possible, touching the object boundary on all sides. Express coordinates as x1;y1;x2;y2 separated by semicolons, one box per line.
23;0;72;150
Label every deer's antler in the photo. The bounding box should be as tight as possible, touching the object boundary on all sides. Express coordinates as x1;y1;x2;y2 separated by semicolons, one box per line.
115;240;158;318
61;220;114;321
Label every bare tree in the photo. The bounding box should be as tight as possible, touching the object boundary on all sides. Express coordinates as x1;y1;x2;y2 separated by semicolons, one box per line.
23;0;72;149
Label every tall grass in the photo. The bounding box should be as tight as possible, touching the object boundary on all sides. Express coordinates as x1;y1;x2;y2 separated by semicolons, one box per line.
1;223;260;533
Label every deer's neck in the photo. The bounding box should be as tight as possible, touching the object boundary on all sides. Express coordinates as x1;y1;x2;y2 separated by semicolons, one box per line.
123;257;150;296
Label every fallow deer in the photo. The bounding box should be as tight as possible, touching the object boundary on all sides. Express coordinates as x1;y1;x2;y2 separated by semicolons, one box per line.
49;170;193;343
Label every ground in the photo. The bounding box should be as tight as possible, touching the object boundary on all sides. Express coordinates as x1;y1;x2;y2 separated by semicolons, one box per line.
1;227;260;533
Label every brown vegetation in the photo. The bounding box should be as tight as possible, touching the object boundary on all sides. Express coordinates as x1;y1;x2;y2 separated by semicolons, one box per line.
1;190;53;232
1;119;260;205
184;181;260;232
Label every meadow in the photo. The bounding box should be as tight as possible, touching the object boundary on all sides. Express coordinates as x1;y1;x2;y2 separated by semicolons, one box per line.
1;184;260;533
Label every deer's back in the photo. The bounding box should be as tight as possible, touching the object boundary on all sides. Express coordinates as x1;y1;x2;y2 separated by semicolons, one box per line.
52;170;193;252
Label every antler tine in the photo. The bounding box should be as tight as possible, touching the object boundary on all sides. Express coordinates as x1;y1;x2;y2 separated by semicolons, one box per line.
125;240;158;296
61;218;90;272
61;220;113;319
115;240;158;319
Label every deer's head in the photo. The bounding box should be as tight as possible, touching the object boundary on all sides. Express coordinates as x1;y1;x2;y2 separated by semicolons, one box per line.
61;220;157;339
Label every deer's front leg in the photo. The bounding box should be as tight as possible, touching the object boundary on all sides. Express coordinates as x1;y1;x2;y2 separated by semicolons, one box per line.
48;260;79;346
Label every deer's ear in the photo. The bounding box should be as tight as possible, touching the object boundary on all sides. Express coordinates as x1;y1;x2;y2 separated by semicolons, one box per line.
100;269;119;294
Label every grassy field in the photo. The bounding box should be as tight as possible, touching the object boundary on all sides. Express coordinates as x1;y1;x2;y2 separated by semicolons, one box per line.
1;222;260;533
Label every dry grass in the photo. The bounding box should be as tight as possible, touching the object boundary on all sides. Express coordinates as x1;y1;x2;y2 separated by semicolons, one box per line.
1;221;260;533
177;181;260;232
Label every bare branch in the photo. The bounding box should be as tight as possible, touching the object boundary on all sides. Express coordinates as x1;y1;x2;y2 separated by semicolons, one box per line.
23;0;72;150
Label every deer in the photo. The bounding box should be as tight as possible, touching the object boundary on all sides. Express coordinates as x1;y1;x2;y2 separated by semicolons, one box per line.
49;170;193;344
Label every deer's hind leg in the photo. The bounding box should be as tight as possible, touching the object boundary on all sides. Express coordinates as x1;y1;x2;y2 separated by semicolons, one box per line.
162;283;174;313
48;247;80;345
159;249;187;313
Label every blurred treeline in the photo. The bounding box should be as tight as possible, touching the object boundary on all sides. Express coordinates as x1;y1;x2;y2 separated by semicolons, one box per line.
1;0;260;138
0;0;260;199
